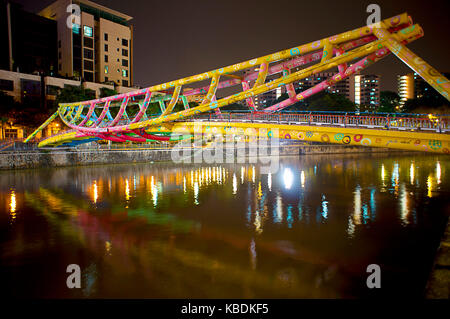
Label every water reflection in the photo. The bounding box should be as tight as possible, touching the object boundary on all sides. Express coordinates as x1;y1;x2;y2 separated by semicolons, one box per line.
0;153;448;298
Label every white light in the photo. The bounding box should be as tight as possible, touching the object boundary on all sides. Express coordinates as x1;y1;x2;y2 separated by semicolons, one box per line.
436;162;441;184
268;173;272;191
283;168;293;190
353;185;361;225
300;171;305;188
194;181;199;205
400;184;409;226
232;173;237;195
93;181;98;204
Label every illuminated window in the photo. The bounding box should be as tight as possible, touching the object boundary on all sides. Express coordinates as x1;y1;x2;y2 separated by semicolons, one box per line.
122;69;128;77
72;24;80;34
104;66;108;74
83;26;93;37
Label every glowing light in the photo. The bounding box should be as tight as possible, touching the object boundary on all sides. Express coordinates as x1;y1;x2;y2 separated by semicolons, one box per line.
232;173;237;195
125;179;130;202
268;173;272;191
347;216;355;238
254;210;262;234
105;241;112;256
400;184;409;225
183;176;187;193
10;190;16;221
283;168;293;189
410;163;415;185
152;182;158;207
392;163;399;186
252;166;256;184
241;166;245;184
436;162;441;184
287;205;293;228
274;194;283;223
321;194;328;220
353;185;361;225
194;181;199;205
257;182;262;200
93;181;98;204
381;164;386;182
391;162;400;196
300;170;305;188
427;175;433;198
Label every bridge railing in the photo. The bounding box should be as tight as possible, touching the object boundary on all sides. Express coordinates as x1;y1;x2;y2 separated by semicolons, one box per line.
185;112;449;133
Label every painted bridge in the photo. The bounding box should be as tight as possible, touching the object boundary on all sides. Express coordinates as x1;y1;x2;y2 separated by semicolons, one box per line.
25;13;450;154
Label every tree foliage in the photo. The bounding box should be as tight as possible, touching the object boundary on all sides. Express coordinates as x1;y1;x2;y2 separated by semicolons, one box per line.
55;85;95;105
402;94;450;113
378;91;400;113
99;87;118;98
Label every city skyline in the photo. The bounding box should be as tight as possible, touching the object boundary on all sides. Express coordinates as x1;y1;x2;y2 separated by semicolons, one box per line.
11;0;450;92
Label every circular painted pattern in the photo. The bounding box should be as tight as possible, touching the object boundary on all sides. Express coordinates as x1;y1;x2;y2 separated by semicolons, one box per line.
321;134;330;143
334;133;344;141
285;133;292;139
414;139;421;145
267;130;273;138
342;136;351;144
428;68;441;77
360;138;372;146
390;15;401;25
311;40;321;48
428;140;442;150
298;132;305;140
353;134;363;142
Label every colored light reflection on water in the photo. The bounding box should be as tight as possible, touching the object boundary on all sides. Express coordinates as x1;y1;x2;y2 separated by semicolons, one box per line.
0;154;448;298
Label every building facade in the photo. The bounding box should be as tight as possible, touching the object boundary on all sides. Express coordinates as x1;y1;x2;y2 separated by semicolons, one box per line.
398;72;450;106
0;1;58;76
397;73;415;105
0;69;137;140
354;74;380;108
39;0;133;86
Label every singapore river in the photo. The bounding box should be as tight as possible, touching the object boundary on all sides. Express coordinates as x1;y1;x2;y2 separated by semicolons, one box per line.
0;153;448;298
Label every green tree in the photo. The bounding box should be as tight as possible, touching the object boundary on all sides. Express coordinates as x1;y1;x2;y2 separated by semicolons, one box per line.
99;87;118;98
55;85;94;105
378;91;400;113
402;94;450;113
306;92;356;112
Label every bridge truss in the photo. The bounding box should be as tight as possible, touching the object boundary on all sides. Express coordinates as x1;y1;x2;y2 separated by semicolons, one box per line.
25;13;450;153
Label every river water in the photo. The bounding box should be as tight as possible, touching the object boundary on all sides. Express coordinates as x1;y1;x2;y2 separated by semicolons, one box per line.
0;153;448;298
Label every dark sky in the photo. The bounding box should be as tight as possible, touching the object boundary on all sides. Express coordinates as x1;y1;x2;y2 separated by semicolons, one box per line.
15;0;450;91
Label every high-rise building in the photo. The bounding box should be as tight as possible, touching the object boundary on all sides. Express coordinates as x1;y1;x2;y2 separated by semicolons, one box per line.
354;74;380;107
294;72;379;107
39;0;133;86
0;1;58;76
398;72;450;105
397;73;415;105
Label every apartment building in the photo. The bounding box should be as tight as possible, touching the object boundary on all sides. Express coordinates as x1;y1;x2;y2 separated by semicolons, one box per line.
39;0;133;86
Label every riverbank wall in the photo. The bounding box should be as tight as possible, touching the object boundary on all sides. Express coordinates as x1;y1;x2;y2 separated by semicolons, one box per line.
0;144;415;170
426;219;450;298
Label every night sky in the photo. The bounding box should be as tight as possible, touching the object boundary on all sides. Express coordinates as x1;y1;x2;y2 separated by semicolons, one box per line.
14;0;450;91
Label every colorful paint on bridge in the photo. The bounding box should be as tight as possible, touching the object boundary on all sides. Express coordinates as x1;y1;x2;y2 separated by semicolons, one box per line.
25;13;450;155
